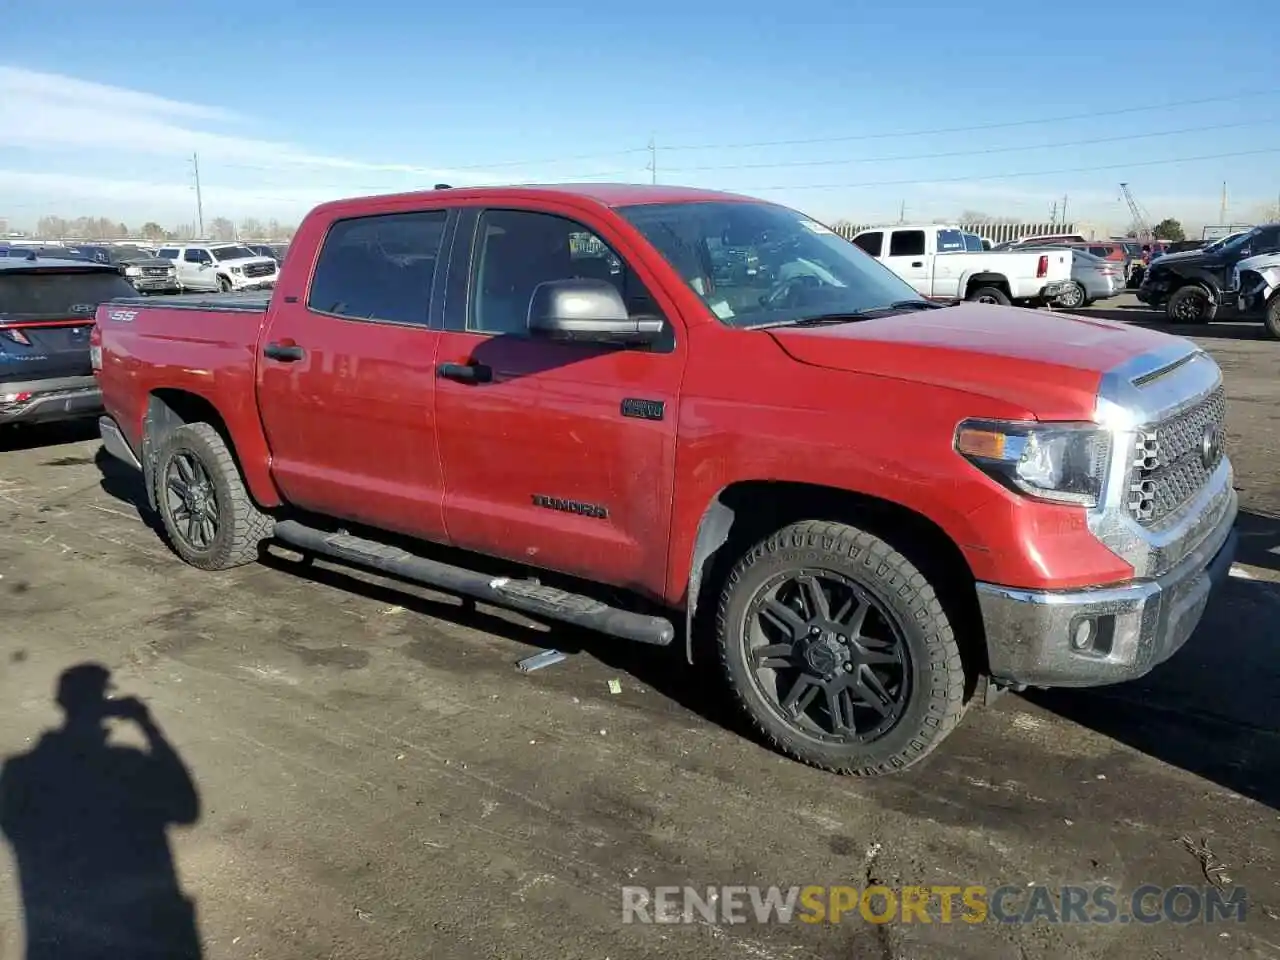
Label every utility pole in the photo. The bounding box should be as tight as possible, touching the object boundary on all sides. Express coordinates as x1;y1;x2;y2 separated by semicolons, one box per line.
1049;201;1058;226
898;200;905;223
1061;194;1068;228
646;135;656;185
1219;181;1227;224
191;152;205;238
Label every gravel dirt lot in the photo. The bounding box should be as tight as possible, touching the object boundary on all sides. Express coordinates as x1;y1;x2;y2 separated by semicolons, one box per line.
1;295;1278;959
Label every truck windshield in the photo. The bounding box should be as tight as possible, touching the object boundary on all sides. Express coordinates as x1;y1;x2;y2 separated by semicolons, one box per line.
619;201;923;329
209;245;257;261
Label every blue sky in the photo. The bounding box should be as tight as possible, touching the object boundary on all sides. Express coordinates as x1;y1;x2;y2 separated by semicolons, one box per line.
1;0;1276;232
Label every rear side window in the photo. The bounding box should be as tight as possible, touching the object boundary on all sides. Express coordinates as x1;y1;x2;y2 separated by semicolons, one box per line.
307;209;447;326
1088;245;1109;257
0;270;138;319
888;230;925;257
183;249;210;263
852;232;883;256
936;229;966;252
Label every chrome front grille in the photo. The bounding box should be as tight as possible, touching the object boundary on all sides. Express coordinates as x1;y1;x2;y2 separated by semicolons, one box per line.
244;262;275;278
143;267;170;276
1125;386;1227;526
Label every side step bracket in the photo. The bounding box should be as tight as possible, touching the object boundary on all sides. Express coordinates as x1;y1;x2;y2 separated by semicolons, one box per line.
271;520;675;647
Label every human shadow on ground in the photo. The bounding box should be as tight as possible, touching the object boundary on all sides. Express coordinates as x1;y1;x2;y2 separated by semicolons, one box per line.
0;663;203;959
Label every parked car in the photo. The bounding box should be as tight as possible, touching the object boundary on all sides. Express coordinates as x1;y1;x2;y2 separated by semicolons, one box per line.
1021;248;1123;309
154;242;279;293
1;255;137;426
1234;252;1280;338
99;245;182;295
1138;223;1280;322
94;184;1237;776
851;224;1071;305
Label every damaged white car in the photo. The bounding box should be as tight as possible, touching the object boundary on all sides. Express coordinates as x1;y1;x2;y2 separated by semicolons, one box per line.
1235;252;1280;338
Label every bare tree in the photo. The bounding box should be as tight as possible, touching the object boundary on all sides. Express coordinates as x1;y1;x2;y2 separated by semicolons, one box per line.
140;222;167;242
239;217;265;239
1255;202;1280;223
36;216;70;239
959;210;994;223
208;217;236;241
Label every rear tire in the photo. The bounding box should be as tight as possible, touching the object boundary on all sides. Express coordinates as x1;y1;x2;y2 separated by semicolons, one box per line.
1054;281;1086;310
716;520;967;776
966;286;1011;306
1166;285;1217;324
152;422;273;570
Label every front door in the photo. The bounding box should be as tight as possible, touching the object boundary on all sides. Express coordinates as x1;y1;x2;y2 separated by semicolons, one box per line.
433;205;684;598
255;206;453;542
179;248;216;290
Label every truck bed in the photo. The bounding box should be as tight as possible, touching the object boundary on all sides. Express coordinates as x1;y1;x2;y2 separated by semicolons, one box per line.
109;291;272;313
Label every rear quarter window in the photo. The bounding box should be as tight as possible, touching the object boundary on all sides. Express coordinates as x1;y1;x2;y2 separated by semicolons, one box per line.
0;270;138;318
853;232;883;256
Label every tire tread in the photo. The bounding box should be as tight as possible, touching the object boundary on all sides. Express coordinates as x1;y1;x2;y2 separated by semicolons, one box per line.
715;520;966;777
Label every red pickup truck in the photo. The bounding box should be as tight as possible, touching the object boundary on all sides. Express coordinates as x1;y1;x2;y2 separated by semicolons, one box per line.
93;184;1238;776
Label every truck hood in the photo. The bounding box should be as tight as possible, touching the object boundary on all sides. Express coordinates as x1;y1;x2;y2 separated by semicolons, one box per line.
766;303;1182;420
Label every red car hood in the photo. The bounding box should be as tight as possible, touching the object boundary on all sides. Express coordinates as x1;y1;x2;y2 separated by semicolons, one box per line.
768;303;1185;420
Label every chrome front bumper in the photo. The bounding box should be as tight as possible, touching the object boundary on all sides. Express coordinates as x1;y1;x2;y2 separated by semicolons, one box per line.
976;489;1236;687
976;340;1238;688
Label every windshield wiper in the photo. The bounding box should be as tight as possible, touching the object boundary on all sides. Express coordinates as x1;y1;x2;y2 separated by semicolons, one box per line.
755;300;944;329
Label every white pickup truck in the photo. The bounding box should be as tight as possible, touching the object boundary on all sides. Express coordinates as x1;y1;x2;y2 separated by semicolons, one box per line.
852;223;1072;306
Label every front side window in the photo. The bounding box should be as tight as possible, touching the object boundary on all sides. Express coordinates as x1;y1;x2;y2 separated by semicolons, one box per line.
888;231;925;257
620;201;922;329
469;209;660;336
307;209;446;325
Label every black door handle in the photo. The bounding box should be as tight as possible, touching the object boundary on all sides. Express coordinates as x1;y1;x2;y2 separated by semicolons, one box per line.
911;261;924;267
437;361;492;383
263;342;304;362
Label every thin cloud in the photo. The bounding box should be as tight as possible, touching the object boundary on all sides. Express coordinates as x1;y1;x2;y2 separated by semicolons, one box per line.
0;65;503;184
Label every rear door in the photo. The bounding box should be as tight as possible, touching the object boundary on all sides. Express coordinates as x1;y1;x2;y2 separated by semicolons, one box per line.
883;229;929;293
255;204;454;542
929;228;968;298
0;266;137;383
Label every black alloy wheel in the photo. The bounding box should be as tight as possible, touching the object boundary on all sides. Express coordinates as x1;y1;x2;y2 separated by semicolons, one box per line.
164;451;220;551
744;570;910;743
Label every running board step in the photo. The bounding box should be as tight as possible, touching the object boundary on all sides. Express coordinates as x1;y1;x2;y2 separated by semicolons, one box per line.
271;520;675;646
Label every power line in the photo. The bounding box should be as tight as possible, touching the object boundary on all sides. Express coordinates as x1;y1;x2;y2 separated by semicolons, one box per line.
657;88;1279;152
176;89;1278;177
733;146;1280;192
660;117;1277;173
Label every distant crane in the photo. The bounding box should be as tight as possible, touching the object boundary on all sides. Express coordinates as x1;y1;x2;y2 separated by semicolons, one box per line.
1119;182;1153;241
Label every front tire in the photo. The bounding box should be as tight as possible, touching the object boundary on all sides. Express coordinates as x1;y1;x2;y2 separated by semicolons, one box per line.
217;276;233;293
1265;294;1280;341
1166;285;1217;324
152;422;273;570
716;521;967;776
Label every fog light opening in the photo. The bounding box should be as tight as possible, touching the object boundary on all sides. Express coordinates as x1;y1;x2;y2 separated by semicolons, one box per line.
1068;614;1117;657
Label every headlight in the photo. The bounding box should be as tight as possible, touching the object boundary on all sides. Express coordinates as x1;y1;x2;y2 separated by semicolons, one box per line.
231;266;243;274
167;267;177;276
125;266;142;277
955;420;1111;507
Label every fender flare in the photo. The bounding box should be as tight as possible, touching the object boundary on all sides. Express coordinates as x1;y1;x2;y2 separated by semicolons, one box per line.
683;496;736;664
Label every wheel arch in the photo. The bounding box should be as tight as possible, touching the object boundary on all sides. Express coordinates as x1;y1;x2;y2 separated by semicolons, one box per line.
142;389;280;511
963;272;1011;297
683;480;987;683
